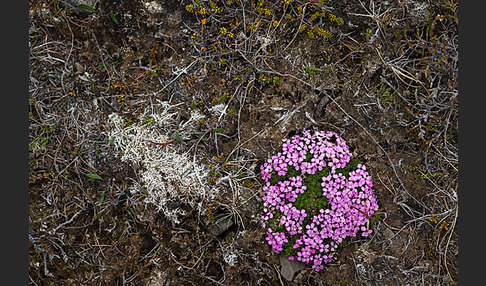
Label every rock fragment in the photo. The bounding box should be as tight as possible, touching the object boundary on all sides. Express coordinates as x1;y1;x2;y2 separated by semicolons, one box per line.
210;216;234;236
279;254;306;281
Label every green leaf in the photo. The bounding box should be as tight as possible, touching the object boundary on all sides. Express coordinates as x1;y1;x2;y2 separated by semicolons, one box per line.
211;127;224;133
86;173;102;181
195;133;208;140
373;213;383;221
77;4;98;13
97;188;108;206
109;11;119;24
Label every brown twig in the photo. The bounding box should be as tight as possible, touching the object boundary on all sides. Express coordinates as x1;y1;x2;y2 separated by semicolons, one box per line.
144;139;176;147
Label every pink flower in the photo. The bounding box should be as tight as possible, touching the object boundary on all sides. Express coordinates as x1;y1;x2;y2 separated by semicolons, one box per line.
260;130;379;271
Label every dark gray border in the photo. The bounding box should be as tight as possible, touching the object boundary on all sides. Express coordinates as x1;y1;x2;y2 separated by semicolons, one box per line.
458;1;479;285
2;1;29;284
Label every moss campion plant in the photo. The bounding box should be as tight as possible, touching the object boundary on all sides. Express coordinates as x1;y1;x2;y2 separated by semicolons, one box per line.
260;130;379;271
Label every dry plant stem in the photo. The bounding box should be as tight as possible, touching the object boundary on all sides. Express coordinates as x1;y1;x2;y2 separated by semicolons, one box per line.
327;96;407;195
59;13;74;95
219;82;243;122
150;59;198;97
375;48;429;96
191;130;210;163
236;79;253;143
376;173;397;203
53;210;81;233
349;0;388;41
180;264;226;286
224;129;263;164
90;30;111;92
442;204;458;282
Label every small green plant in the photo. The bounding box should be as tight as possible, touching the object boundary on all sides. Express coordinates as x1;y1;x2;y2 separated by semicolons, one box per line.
249;21;258;31
258;74;280;86
77;4;98;14
212;92;229;105
303;65;319;78
97;188;108;206
225;231;233;243
376;82;396;106
270;19;279;28
122;112;136;128
82;73;96;92
29;135;51;156
86;173;102;182
226;108;237;120
407;164;445;181
206;204;216;224
365;28;372;41
429;214;450;232
143;115;156;126
327;12;344;26
211;127;224;133
75;5;119;26
208;164;221;185
307;29;315;39
29;170;56;184
109;11;119;24
316;27;333;39
271;273;279;281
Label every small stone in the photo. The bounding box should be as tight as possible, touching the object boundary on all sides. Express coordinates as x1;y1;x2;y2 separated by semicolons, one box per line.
210;216;233;236
383;227;394;239
279;254;306;281
74;62;85;74
293;270;307;283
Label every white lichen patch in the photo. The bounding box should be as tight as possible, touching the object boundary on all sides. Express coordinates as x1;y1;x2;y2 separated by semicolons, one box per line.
107;101;221;223
208;103;226;119
221;244;239;267
143;1;164;13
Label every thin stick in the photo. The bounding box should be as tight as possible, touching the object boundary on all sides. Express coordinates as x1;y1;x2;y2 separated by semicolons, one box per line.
224;129;263;164
180;269;226;286
151;59;197;96
53;210;81;233
327;96;407;195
